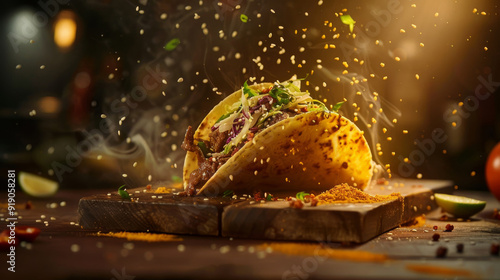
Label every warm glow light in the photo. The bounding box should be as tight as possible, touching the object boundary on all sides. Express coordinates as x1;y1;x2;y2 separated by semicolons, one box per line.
54;10;77;51
38;96;61;114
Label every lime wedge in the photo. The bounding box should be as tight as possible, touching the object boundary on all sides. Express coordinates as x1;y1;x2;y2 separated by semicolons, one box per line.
434;193;486;218
19;172;59;197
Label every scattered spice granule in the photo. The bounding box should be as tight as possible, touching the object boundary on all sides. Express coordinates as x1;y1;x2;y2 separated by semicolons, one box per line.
432;233;440;241
456;243;464;253
433;225;438;230
444;224;454;232
406;264;475;278
436;246;447;258
493;208;500;220
439;215;448;221
96;232;182;242
310;198;318;207
315;183;401;205
154;187;172;194
289;200;304;209
491;243;499;256
259;242;388;263
401;215;426;227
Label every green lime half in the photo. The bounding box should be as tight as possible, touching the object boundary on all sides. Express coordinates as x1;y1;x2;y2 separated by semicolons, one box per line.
434;193;486;218
19;172;59;197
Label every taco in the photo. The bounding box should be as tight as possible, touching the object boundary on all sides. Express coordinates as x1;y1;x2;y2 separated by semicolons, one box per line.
181;79;373;196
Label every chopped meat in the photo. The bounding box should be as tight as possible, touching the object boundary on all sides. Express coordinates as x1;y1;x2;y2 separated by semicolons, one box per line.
267;112;289;126
266;110;300;127
209;129;229;153
213;154;231;170
181;126;231;196
181;126;204;163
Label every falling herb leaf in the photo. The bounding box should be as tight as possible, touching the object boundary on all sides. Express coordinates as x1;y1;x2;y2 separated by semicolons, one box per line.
266;194;273;201
296;191;310;201
172;175;182;183
222;190;234;197
118;185;131;200
340;15;355;33
332;101;345;112
164;38;180;51
240;14;249;23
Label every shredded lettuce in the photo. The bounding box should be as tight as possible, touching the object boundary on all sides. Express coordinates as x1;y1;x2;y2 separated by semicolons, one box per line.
213;79;336;156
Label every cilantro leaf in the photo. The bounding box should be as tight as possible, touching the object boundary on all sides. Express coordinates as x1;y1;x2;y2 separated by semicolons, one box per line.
197;141;211;157
269;85;292;106
243;80;258;97
296;191;310;201
172;175;182;183
118;185;131;200
332;101;345;112
240;14;248;23
164;38;180;51
340;15;356;33
222;189;234;197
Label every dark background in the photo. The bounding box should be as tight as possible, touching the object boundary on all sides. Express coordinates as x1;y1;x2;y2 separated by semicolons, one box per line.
1;0;499;192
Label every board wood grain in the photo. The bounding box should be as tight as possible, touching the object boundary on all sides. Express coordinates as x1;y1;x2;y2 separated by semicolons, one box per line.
78;179;452;242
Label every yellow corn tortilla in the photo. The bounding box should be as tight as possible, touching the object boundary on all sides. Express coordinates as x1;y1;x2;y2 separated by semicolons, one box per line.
183;83;373;196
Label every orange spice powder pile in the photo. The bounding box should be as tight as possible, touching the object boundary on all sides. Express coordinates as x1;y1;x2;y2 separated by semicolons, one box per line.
259;242;388;263
96;231;182;242
316;183;401;205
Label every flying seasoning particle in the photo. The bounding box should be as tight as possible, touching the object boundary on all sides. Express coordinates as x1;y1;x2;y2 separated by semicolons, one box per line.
403;130;408;134
471;171;476;176
415;74;420;80
434;12;439;17
395;57;401;61
160;13;167;19
162;79;167;85
484;47;488;51
40;65;46;69
380;63;385;67
16;64;22;69
133;162;138;167
417;173;423;179
148;175;152;181
270;9;275;13
177;77;184;83
229;175;234;181
70;244;80;253
400;29;406;33
411;24;417;29
101;114;107;119
122;174;128;178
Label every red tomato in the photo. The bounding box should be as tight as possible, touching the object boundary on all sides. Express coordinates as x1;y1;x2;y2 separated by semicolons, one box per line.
0;230;16;251
486;142;500;202
14;226;41;242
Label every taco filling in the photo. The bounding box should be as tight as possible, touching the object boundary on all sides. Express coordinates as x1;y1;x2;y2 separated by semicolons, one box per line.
181;80;340;196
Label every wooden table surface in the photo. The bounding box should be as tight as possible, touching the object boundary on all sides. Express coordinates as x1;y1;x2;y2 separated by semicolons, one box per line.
1;188;499;280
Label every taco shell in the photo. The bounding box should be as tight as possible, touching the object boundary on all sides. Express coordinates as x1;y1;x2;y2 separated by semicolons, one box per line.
183;83;373;196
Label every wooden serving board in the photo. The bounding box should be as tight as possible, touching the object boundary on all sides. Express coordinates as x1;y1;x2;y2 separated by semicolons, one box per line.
78;179;452;242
